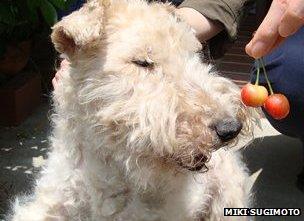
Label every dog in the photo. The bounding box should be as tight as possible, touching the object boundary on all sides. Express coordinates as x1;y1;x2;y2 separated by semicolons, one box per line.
9;0;255;220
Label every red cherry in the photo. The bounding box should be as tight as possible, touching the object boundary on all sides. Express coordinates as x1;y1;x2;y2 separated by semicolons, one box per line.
241;83;269;107
264;94;290;120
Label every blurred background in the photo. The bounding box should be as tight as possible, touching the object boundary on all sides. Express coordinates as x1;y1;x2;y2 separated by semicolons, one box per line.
0;0;83;218
0;0;83;127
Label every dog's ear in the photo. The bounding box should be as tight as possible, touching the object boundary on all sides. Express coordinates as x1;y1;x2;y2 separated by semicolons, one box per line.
51;0;108;59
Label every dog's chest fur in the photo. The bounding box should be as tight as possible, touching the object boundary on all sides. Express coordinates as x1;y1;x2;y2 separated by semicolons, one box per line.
78;148;214;220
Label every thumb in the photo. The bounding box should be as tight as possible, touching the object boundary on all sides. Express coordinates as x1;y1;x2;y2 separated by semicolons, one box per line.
279;0;304;37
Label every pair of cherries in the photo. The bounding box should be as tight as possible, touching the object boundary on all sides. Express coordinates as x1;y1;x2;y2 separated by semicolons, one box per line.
241;58;290;120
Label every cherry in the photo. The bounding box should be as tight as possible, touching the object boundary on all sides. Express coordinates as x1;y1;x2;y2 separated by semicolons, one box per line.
241;83;269;107
264;94;290;120
240;58;290;120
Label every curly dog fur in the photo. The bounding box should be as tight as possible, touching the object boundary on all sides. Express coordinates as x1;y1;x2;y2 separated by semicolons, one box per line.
9;0;256;220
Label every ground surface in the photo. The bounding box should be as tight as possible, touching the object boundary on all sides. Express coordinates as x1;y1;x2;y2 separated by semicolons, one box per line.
0;102;303;220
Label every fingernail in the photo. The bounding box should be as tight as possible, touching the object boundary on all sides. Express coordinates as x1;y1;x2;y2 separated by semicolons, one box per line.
251;41;268;58
279;11;302;37
245;41;253;56
279;24;296;37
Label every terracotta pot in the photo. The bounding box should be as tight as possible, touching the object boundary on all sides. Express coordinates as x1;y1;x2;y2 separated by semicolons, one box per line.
0;41;32;76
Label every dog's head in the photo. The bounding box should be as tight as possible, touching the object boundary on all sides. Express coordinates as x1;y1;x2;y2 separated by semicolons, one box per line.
51;0;254;172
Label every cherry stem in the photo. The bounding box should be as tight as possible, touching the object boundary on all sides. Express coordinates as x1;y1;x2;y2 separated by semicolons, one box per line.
255;61;260;85
259;58;274;95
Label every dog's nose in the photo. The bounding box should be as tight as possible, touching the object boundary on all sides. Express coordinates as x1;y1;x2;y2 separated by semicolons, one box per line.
214;119;242;142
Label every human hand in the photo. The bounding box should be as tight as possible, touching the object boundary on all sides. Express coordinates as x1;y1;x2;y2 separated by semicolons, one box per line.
52;59;69;89
246;0;304;58
176;7;223;42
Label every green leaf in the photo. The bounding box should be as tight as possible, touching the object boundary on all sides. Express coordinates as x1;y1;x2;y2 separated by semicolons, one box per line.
49;0;66;10
40;0;58;26
10;4;18;16
26;0;41;9
0;3;15;25
65;0;77;8
26;0;39;24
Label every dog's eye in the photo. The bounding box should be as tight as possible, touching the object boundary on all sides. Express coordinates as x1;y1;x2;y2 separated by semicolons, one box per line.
132;59;154;68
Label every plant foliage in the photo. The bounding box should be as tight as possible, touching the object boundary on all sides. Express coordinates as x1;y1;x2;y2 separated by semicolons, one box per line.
0;0;76;55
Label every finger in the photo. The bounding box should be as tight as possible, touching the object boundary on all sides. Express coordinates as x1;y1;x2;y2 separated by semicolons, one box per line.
279;0;304;37
248;35;286;56
52;77;58;89
61;59;70;68
54;71;61;81
246;0;287;58
272;35;286;49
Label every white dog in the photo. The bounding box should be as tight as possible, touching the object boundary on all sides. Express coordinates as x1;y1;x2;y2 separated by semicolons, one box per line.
10;0;255;220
